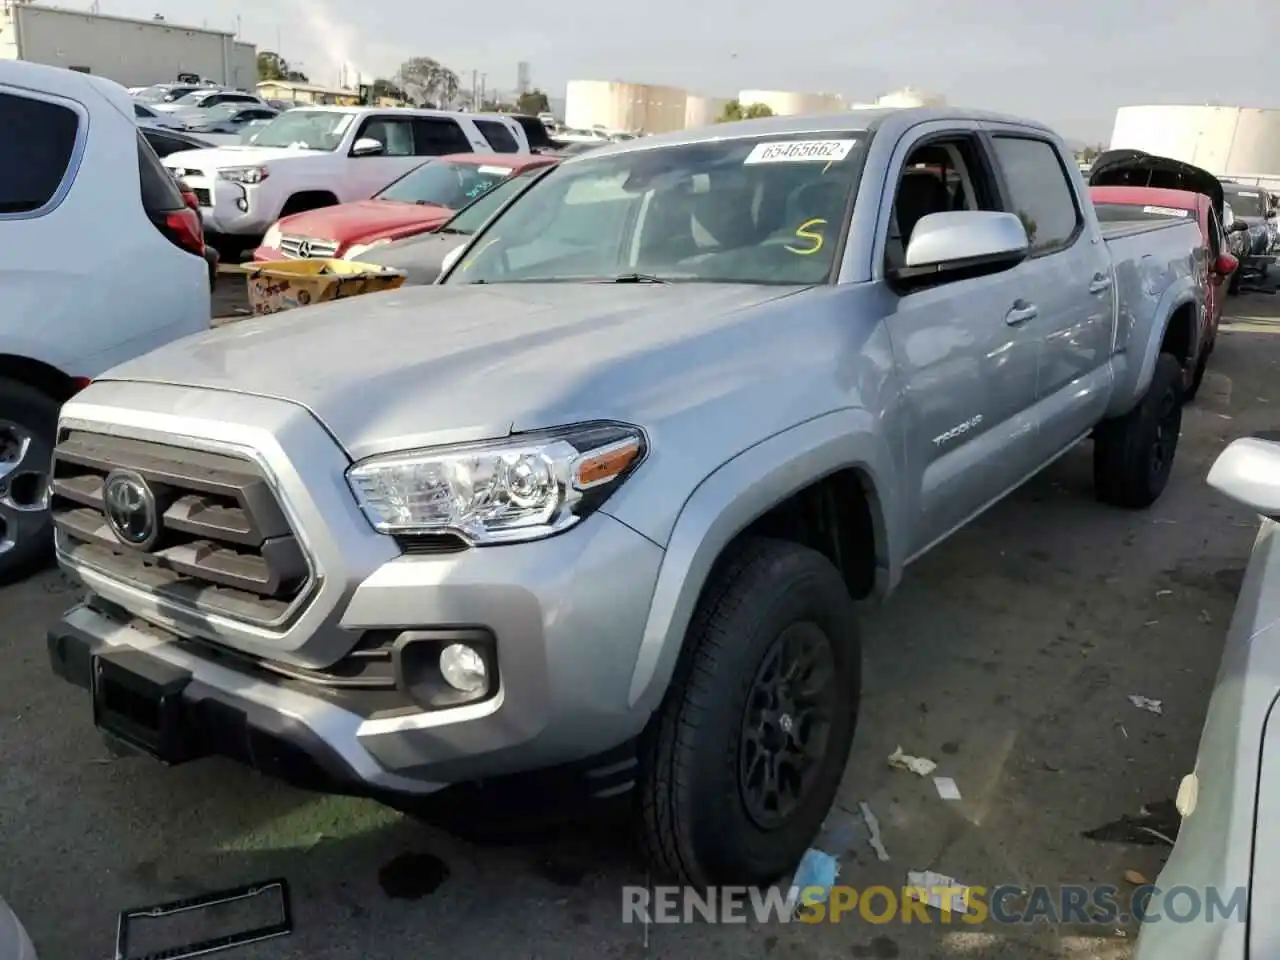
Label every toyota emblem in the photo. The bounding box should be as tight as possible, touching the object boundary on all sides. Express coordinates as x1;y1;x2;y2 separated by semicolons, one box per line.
297;239;313;258
103;470;159;550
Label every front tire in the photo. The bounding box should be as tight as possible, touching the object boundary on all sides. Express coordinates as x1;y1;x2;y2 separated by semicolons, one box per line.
0;378;59;584
637;537;860;887
1093;353;1183;509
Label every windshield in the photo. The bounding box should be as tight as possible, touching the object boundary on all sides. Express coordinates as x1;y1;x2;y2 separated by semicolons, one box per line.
378;160;516;208
440;167;546;234
135;85;173;103
172;91;212;107
1093;202;1193;223
249;110;353;150
201;104;239;121
1226;190;1266;218
445;133;867;285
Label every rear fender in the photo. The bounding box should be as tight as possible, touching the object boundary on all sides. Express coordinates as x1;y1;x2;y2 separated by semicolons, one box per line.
1107;273;1201;418
625;409;899;713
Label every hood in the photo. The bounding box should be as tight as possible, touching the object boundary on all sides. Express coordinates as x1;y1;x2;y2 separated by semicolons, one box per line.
277;200;453;247
358;230;464;285
1090;149;1224;220
98;283;806;461
160;145;325;170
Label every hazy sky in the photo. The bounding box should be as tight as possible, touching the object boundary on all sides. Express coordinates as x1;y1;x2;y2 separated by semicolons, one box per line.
102;0;1277;141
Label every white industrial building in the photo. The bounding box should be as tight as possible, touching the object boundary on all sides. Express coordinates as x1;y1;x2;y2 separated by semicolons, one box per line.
737;89;846;116
1110;105;1280;181
0;3;256;89
564;80;688;134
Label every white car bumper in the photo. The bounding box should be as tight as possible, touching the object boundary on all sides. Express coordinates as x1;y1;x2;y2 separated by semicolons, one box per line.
162;168;278;236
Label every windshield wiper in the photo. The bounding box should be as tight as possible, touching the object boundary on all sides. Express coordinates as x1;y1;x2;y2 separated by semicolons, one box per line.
608;272;668;284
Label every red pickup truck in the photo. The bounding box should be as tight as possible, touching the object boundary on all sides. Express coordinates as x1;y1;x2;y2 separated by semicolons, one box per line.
1089;151;1239;400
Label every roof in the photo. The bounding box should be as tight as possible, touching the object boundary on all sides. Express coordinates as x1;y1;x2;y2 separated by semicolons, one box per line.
11;3;235;38
562;106;1054;162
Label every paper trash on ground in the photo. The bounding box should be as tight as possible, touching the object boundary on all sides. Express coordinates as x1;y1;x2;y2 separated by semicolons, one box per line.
888;745;937;776
905;871;971;915
1128;695;1163;715
933;776;962;801
859;801;890;862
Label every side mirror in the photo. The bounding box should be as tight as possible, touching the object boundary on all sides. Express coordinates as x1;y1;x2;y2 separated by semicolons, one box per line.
1208;437;1280;516
439;243;467;277
351;137;385;157
891;211;1030;289
1214;253;1239;276
1229;220;1251;234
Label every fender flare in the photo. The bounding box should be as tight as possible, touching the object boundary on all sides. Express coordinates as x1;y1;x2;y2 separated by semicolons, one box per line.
1112;276;1201;417
624;408;898;712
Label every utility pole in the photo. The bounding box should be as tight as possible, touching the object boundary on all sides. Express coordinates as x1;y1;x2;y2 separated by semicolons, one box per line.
471;70;478;111
479;73;487;110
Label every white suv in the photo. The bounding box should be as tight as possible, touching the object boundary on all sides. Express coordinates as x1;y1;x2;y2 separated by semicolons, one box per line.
160;106;531;245
0;61;210;583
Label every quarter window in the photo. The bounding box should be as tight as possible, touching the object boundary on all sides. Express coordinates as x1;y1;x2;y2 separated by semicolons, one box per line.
991;136;1082;254
0;92;79;214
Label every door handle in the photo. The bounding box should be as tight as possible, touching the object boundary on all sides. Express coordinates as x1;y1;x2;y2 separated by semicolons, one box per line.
1006;301;1038;326
1089;272;1113;294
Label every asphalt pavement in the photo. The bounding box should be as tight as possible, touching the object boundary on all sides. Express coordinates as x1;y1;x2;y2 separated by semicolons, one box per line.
4;286;1280;959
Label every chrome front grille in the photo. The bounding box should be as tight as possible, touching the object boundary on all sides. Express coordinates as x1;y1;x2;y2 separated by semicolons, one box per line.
279;235;340;259
51;430;314;626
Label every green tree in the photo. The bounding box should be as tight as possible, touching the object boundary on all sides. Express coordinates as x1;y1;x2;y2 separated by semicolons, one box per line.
515;89;551;115
394;56;461;108
257;51;307;83
717;99;774;123
369;77;407;102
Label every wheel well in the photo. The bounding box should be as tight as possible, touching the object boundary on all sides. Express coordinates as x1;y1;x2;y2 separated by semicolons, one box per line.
1160;303;1196;368
0;354;82;403
736;468;878;600
281;191;339;215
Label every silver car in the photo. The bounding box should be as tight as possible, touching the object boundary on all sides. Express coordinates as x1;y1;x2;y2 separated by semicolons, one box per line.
0;898;36;960
1135;435;1280;958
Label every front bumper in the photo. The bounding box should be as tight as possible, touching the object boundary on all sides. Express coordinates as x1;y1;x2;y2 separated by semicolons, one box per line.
169;173;277;236
51;382;666;795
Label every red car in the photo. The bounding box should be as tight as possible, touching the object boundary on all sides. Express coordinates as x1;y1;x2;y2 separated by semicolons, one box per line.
252;153;558;262
1090;180;1237;400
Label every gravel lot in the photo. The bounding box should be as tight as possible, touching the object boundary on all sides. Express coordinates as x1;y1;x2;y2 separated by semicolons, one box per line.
4;285;1279;960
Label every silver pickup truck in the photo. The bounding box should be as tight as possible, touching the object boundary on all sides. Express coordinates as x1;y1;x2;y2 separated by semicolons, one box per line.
46;108;1206;887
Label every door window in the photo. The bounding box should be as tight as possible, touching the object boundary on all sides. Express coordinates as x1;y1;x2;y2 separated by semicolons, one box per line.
473;119;519;153
991;136;1082;255
412;118;474;155
356;117;416;156
0;91;80;215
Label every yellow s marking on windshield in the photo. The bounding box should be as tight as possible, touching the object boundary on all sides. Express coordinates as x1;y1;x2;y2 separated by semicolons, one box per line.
785;218;826;255
462;237;500;270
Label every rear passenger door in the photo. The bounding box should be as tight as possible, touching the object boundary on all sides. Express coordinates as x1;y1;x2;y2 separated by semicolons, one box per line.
985;128;1115;454
414;117;484;155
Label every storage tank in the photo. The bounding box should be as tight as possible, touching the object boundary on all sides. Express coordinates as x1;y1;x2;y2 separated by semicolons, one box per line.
875;87;946;108
737;89;846;116
684;94;727;129
1110;105;1280;177
564;80;688;134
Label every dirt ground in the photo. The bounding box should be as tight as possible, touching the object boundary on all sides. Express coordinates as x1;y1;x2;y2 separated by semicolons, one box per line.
2;285;1278;959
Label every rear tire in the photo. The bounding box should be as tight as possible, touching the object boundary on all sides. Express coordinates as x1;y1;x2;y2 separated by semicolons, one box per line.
637;536;860;887
0;377;59;584
1093;353;1183;509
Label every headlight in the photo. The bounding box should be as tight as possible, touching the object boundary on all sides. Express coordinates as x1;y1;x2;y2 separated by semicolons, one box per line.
218;165;269;184
346;422;646;545
343;238;391;261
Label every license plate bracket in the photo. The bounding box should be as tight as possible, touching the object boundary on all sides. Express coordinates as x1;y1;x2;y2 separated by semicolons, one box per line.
92;651;200;763
114;879;292;960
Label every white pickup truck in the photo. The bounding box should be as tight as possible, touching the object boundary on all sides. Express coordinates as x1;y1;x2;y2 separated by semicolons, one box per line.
161;106;532;246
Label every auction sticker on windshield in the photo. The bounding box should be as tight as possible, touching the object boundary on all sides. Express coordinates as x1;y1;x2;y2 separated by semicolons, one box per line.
1142;205;1190;218
744;140;857;165
478;166;513;176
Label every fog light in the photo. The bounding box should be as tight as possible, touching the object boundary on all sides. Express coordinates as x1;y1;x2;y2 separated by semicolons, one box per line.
236;197;249;212
439;643;486;693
